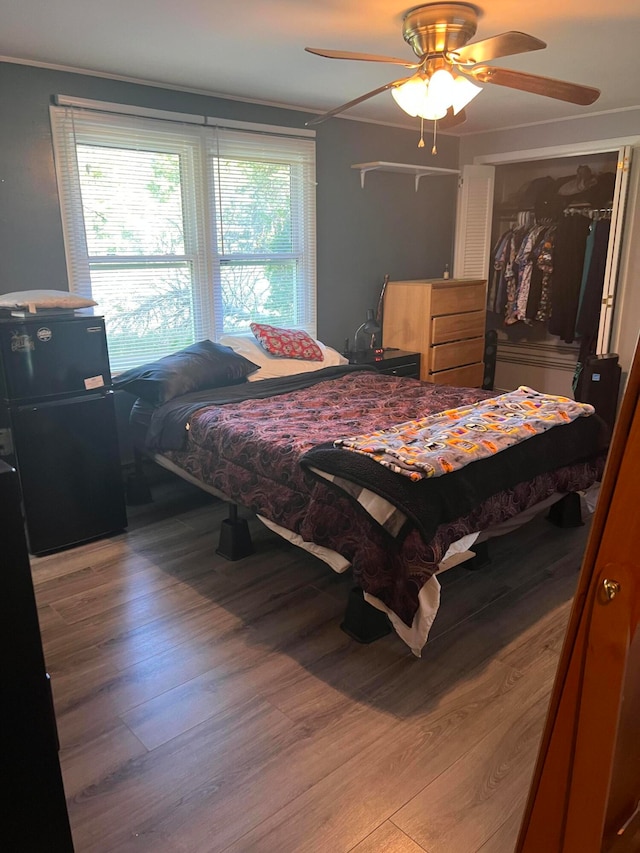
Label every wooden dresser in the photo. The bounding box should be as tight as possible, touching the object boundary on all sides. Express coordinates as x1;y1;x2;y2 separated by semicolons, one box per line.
382;278;487;386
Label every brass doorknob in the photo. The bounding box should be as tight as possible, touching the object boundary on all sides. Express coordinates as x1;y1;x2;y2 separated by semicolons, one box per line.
603;579;621;601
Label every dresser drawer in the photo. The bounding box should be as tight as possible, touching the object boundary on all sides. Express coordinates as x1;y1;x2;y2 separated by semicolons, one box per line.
431;283;485;316
431;310;485;345
429;361;485;388
429;337;485;373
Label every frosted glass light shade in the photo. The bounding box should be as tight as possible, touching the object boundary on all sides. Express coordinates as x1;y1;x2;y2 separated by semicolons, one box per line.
415;94;448;121
391;77;428;117
450;75;482;114
391;68;482;122
427;68;456;113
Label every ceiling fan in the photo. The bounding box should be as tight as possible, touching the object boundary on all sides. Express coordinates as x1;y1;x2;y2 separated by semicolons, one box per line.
304;2;600;149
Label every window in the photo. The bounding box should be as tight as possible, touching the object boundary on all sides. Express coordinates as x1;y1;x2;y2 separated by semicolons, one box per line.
51;106;316;371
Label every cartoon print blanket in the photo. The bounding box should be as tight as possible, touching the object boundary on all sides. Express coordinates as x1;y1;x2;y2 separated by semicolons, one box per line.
335;386;595;481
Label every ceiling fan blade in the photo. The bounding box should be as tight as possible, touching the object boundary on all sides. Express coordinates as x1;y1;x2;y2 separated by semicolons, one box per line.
453;32;546;65
305;77;414;126
305;47;419;68
470;65;600;105
439;108;467;129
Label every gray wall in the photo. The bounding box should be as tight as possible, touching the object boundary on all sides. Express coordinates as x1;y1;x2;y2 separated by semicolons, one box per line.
0;61;460;354
459;108;640;166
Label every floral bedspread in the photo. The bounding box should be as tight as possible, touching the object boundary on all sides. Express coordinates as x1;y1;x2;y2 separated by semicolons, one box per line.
152;370;605;629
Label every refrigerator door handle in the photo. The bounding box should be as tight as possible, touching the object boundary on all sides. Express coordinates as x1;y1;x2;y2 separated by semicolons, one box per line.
0;426;13;455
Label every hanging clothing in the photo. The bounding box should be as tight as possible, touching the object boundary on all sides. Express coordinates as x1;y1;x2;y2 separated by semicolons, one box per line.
574;222;598;337
573;218;613;393
576;218;612;350
488;226;527;315
527;226;555;322
509;224;548;324
488;207;610;345
489;221;555;326
548;215;592;343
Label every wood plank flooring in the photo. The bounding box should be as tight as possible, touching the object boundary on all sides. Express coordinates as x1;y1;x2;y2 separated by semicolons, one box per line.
31;471;592;853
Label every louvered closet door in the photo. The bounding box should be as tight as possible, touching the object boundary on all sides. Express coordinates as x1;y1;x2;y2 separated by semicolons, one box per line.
598;145;633;354
452;164;495;281
609;145;640;377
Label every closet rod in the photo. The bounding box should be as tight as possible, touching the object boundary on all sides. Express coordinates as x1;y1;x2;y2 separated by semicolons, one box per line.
563;206;613;220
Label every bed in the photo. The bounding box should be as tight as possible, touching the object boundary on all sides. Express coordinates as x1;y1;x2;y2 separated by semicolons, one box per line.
116;330;608;655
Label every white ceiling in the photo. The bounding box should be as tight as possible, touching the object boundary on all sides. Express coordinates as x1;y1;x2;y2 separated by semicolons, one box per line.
2;0;640;135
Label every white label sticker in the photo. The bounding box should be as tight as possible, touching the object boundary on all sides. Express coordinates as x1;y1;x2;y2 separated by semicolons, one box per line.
37;327;52;342
84;375;105;390
10;332;34;352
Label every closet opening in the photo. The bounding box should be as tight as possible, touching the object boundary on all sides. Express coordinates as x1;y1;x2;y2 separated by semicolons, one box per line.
488;150;620;397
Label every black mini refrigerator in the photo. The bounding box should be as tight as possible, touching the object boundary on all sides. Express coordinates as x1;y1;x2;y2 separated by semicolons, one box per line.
0;313;127;555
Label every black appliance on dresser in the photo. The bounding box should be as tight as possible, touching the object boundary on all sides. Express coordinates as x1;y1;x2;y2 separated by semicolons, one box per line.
0;313;127;555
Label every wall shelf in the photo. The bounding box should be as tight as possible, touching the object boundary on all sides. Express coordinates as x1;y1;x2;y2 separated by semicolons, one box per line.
351;161;460;191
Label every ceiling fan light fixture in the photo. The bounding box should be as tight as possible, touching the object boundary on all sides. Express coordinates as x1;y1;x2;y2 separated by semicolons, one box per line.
391;74;448;120
391;68;475;122
391;76;428;117
450;74;482;114
415;90;448;121
427;67;456;111
306;2;601;132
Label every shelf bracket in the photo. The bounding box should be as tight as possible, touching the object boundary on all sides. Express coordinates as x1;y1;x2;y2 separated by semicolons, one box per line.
357;166;377;189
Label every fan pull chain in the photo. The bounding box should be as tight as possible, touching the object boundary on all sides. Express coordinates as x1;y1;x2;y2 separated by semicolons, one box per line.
418;117;425;148
432;119;438;155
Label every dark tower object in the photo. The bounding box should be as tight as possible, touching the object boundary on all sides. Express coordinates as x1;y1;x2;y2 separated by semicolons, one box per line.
573;353;621;435
482;329;498;391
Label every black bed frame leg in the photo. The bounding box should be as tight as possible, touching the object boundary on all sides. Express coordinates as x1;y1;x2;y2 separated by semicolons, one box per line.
125;448;153;505
547;492;583;528
216;503;254;560
340;586;392;643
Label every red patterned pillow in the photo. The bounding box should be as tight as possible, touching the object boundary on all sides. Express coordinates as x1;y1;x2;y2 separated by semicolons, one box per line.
250;322;323;361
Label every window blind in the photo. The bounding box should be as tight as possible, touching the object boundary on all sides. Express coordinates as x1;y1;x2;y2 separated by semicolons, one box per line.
208;126;316;335
50;105;316;371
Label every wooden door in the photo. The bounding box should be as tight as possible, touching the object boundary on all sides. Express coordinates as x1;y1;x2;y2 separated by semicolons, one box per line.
517;334;640;851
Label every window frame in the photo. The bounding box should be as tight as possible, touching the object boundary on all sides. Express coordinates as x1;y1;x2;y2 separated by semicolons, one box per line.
50;103;316;370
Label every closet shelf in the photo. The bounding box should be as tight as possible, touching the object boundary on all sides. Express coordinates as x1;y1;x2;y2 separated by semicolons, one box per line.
351;161;460;191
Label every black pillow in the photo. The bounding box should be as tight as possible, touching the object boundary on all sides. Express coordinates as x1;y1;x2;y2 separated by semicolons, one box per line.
113;340;260;404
